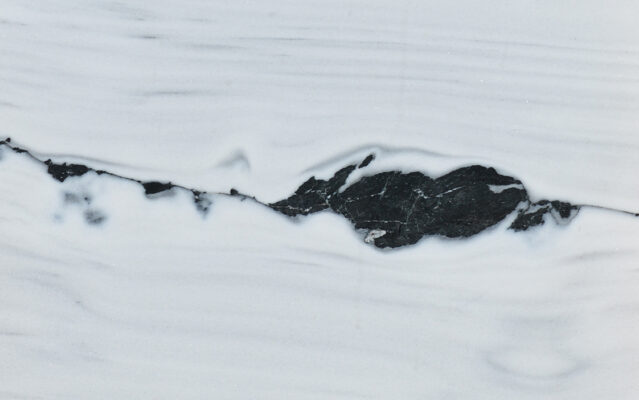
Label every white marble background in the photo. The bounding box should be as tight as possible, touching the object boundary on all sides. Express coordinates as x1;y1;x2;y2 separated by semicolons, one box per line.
1;1;638;399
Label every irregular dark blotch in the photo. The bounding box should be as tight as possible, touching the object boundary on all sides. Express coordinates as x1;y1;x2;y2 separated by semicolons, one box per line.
84;209;106;225
334;165;528;247
227;189;253;202
359;153;375;168
269;164;357;216
509;207;548;231
269;156;579;248
192;190;212;214
142;181;174;195
64;192;81;204
45;161;90;182
551;200;576;219
509;200;579;232
2;138;590;247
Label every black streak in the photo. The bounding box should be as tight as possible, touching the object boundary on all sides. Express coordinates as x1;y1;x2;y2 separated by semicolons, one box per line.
358;153;375;168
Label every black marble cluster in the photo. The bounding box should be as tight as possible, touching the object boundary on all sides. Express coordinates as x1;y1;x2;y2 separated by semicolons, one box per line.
270;154;579;248
142;181;175;195
44;160;90;182
510;200;579;231
0;138;590;247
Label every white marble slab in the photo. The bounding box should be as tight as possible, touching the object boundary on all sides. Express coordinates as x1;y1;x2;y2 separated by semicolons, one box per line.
1;1;638;399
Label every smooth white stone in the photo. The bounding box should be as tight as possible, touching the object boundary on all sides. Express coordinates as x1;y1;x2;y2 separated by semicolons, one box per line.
1;1;638;399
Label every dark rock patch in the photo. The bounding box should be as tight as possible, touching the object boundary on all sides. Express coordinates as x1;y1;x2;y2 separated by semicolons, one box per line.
45;160;90;182
510;200;579;231
270;165;357;216
509;207;547;231
269;158;578;248
358;153;375;168
549;200;578;219
142;181;174;196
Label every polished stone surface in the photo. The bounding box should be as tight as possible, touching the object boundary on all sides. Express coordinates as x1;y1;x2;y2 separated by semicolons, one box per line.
1;1;638;399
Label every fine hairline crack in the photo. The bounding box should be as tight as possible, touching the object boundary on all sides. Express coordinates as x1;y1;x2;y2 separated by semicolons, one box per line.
1;137;637;248
0;137;250;216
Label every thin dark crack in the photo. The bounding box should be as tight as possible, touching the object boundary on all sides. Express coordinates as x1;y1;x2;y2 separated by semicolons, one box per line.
0;138;237;216
1;137;637;248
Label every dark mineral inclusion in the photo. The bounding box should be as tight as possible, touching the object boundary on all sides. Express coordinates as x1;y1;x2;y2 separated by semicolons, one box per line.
45;160;90;182
0;139;584;247
269;155;579;248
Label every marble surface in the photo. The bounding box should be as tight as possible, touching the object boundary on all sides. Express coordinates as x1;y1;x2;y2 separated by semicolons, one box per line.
1;1;639;398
